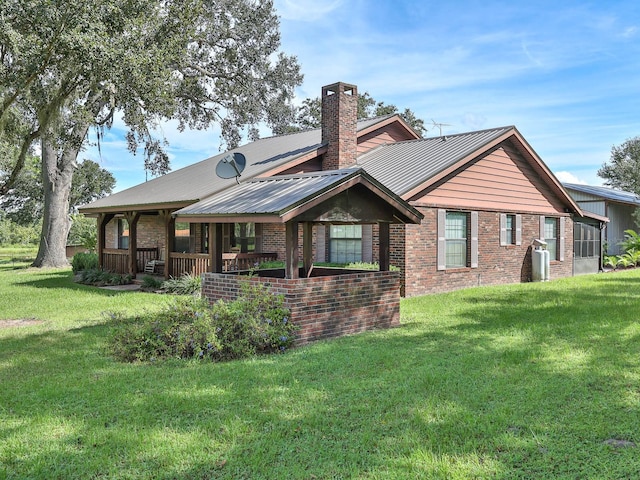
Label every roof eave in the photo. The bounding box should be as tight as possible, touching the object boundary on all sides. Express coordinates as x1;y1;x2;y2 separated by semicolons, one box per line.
79;200;196;216
357;114;422;140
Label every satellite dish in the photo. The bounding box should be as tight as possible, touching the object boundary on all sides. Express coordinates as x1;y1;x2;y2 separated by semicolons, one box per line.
215;152;246;183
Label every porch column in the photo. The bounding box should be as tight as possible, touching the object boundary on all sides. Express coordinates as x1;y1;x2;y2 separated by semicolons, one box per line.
97;213;114;269
160;210;175;280
208;222;223;273
125;211;140;276
302;222;313;277
285;220;299;279
379;222;390;271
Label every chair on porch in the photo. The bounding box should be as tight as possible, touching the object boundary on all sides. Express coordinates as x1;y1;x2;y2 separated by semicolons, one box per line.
144;250;165;275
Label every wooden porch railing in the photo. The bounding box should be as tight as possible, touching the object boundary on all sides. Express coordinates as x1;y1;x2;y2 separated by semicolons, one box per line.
102;248;159;274
136;248;159;271
102;250;278;277
168;252;278;277
222;252;278;271
102;249;129;273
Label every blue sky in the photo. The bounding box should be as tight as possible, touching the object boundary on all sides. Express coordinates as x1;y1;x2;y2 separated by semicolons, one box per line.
86;0;640;192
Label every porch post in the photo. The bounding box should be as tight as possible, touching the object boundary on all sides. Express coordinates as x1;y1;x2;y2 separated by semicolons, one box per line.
209;222;223;273
379;222;390;271
285;220;299;279
160;210;175;280
125;211;140;276
97;213;114;269
302;222;313;277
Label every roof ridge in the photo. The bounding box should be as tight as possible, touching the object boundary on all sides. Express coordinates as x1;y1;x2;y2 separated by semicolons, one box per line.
251;168;359;183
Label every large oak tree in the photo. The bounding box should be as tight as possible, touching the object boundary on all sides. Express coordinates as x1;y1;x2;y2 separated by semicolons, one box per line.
0;0;302;267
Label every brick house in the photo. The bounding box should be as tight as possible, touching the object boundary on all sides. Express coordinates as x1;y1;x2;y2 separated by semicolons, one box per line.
81;80;596;298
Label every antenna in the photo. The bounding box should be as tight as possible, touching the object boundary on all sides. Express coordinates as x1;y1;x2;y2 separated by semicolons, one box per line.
215;152;246;183
431;119;451;137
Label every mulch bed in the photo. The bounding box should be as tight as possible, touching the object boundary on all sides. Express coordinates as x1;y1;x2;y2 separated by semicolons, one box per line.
0;318;43;329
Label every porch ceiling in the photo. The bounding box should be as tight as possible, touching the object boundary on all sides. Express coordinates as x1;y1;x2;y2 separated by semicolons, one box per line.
173;168;423;225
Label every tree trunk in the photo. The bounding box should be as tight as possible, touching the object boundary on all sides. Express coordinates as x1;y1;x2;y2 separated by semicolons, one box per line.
32;134;83;268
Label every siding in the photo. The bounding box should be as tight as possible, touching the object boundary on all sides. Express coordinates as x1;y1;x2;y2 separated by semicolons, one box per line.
417;145;566;214
607;203;637;254
357;123;416;155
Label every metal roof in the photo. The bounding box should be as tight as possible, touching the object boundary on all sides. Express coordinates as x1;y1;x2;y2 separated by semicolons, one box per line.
176;169;358;216
174;167;423;224
80;116;396;212
563;183;640;206
357;126;514;196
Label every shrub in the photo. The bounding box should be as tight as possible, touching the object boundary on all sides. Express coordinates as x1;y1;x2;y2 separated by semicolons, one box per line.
109;280;296;363
71;252;99;273
217;280;296;359
161;273;201;295
620;229;640;254
79;268;132;286
109;298;222;362
258;260;284;269
140;275;163;291
603;255;618;269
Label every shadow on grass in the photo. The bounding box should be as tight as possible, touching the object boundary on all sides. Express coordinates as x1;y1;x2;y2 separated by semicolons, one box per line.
9;270;142;298
2;283;640;480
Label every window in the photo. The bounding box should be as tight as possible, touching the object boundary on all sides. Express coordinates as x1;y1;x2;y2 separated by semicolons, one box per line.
438;210;478;270
506;215;514;244
500;214;522;246
574;222;600;258
174;222;195;252
329;225;362;263
544;217;558;260
540;216;565;261
445;212;467;268
233;223;256;253
118;219;129;249
201;223;209;254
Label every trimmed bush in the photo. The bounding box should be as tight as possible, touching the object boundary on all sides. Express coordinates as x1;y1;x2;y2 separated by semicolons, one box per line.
71;252;99;273
109;281;296;363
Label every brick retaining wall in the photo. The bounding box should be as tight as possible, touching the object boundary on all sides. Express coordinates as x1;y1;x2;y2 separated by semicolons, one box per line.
202;271;401;345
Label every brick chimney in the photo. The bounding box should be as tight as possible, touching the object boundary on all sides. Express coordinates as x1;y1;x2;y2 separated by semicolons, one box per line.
321;82;358;170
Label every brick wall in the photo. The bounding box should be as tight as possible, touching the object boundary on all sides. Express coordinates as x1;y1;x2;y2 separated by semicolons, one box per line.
400;207;574;296
202;271;401;345
104;216;165;251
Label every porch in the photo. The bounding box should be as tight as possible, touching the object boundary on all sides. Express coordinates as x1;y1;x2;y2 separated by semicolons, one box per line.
102;248;277;277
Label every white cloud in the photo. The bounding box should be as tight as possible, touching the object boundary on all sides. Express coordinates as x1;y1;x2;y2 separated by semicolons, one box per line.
555;171;587;184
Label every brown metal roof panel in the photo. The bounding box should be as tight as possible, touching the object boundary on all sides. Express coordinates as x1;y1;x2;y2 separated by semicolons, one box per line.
563;183;640;207
175;170;357;216
357;126;514;196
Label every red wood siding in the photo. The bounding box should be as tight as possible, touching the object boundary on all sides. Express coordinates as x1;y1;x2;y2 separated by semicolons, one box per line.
276;157;323;175
357;123;417;155
416;145;566;214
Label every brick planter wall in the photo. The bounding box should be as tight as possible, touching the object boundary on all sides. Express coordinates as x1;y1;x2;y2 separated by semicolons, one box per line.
202;270;401;345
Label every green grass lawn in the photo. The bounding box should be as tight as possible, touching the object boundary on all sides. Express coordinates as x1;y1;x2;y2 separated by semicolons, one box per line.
1;264;640;479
